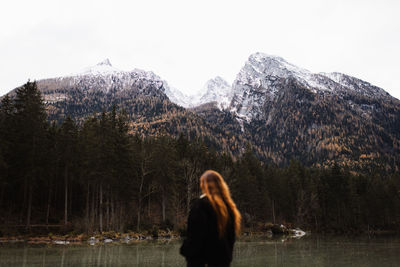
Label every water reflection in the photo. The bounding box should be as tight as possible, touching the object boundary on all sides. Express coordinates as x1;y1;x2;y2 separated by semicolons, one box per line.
1;236;400;267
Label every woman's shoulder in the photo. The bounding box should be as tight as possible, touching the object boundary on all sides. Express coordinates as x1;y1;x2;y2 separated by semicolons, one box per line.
190;195;212;210
199;194;212;206
191;195;209;204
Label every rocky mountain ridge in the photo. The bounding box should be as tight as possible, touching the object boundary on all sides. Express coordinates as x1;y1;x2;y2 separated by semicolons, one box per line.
230;52;392;122
40;59;169;101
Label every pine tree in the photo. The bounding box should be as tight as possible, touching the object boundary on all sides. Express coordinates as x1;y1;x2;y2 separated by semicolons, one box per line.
0;95;14;209
13;81;49;228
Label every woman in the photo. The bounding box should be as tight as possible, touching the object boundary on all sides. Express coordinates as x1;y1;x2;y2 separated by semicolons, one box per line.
180;170;241;267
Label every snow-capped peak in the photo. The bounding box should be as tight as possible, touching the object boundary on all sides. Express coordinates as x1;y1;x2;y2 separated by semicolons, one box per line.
249;52;304;70
73;59;121;76
198;76;232;110
231;52;391;123
163;76;233;110
204;76;230;93
97;58;112;66
239;52;321;91
48;59;173;95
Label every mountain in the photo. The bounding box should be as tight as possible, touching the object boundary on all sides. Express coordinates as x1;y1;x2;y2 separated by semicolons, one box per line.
198;76;232;110
17;59;246;156
40;59;169;101
164;76;231;110
34;59;172;122
230;52;391;122
3;55;400;172
227;52;400;171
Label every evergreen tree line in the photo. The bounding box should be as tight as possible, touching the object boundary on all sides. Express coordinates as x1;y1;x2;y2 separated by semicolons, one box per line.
0;82;399;235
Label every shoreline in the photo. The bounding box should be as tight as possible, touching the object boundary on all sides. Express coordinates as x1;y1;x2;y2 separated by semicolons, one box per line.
1;224;398;245
0;224;303;245
0;230;181;245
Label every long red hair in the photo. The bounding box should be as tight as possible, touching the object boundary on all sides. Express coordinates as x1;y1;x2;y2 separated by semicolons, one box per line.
200;170;241;238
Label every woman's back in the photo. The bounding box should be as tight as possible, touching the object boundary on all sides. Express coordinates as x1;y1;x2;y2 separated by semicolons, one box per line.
180;196;235;266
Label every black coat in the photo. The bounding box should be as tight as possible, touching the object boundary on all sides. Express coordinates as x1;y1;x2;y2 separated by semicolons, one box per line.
180;196;236;266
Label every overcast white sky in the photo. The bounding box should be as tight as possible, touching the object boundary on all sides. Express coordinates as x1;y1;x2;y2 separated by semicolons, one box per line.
1;0;399;99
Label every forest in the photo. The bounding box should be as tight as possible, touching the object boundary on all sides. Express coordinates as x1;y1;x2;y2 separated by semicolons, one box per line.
0;82;399;236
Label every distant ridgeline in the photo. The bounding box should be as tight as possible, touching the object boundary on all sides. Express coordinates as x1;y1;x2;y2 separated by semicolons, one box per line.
6;54;398;173
0;81;399;234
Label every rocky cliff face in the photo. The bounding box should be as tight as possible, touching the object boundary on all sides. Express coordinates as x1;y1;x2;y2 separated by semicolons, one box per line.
226;52;400;171
197;76;232;110
229;52;392;122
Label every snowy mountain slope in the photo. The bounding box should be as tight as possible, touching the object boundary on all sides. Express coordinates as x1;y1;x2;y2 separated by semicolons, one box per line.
230;52;394;122
197;76;232;110
319;72;390;98
20;59;230;110
56;59;231;110
163;52;395;121
164;76;232;110
73;59;120;76
39;59;171;100
163;86;193;107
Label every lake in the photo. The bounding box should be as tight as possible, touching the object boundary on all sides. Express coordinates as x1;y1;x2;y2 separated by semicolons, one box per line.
1;235;399;266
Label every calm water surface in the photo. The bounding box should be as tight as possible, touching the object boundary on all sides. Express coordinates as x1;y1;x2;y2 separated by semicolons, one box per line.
1;235;399;267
